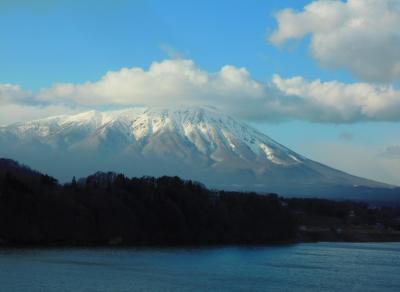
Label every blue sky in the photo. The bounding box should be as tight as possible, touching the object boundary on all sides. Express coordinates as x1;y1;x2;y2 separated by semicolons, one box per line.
1;0;400;184
0;0;352;88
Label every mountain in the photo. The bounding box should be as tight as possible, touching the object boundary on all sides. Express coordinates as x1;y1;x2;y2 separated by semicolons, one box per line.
0;105;397;200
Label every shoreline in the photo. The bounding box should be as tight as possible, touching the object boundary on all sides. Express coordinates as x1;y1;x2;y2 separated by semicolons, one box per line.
1;236;400;249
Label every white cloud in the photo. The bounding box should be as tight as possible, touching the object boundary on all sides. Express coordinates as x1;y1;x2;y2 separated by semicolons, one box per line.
34;59;400;123
0;104;81;126
271;75;400;122
270;0;400;82
1;59;400;124
0;84;31;105
38;59;265;107
0;83;80;125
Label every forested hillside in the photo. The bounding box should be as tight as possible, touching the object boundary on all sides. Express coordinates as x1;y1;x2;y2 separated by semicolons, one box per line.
0;158;399;246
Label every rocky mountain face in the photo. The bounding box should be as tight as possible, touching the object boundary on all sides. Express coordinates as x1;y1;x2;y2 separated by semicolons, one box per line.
0;106;396;199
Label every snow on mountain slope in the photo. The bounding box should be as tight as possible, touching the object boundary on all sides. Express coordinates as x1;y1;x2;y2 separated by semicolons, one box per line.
0;105;394;198
0;106;302;163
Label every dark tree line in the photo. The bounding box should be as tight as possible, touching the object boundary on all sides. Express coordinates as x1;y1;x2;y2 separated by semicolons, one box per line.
0;158;399;247
0;160;296;246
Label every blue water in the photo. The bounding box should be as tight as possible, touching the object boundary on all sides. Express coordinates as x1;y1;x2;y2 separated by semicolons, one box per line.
0;242;400;291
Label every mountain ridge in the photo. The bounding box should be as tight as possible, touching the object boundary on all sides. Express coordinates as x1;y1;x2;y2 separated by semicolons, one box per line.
0;105;396;199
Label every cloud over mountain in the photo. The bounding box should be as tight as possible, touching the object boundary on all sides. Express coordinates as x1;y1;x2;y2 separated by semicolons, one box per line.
1;59;400;124
38;59;264;108
0;84;31;105
270;0;400;82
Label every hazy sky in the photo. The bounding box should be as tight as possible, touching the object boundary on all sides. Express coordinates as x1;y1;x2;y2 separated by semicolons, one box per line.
1;0;400;185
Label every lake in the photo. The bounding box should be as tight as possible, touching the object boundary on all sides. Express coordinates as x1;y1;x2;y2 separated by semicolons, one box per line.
1;242;399;291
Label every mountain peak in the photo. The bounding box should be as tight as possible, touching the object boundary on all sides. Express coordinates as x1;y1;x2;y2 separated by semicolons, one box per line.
0;106;392;197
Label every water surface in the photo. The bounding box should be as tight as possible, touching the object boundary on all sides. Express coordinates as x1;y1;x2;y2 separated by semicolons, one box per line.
1;242;399;291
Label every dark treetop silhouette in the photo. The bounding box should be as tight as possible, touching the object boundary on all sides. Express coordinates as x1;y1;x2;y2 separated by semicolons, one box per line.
0;158;399;247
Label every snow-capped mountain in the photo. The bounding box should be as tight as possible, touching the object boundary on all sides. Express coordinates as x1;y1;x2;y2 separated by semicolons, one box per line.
0;106;395;199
